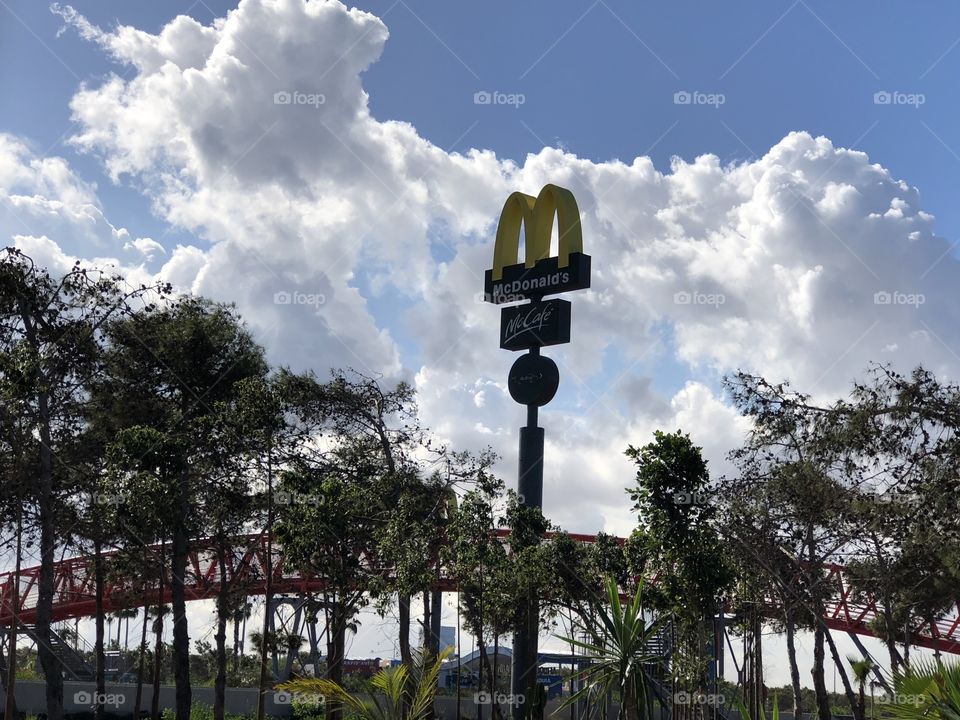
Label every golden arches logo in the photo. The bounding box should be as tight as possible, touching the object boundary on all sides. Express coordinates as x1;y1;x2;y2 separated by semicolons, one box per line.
491;184;583;281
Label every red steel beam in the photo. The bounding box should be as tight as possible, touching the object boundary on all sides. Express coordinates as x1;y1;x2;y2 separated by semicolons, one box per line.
1;532;957;655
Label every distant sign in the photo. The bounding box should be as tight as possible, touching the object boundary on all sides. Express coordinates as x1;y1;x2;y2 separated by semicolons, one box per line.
500;299;571;351
342;659;380;677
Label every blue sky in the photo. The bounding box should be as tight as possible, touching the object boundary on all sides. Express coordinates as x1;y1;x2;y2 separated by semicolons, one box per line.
4;0;960;242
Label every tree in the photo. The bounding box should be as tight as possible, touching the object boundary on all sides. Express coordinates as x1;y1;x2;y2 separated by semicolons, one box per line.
316;371;445;674
625;430;734;714
443;475;515;720
374;448;494;681
198;379;291;720
96;296;268;720
275;454;382;720
74;477;121;720
720;478;808;720
0;353;33;720
848;656;874;720
104;426;182;720
0;248;165;720
827;366;960;672
723;365;960;720
724;373;869;720
219;370;337;720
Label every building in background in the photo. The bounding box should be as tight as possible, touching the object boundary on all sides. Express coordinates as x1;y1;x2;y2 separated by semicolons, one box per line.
420;625;458;656
440;625;456;655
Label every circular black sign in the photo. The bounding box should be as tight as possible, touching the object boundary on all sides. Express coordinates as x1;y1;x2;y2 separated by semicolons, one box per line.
508;354;560;406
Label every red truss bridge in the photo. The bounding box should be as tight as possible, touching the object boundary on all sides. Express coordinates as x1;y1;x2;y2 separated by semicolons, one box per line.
0;532;958;655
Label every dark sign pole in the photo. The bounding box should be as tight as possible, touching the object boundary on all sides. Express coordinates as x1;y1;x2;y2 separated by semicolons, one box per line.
511;347;545;720
483;184;591;720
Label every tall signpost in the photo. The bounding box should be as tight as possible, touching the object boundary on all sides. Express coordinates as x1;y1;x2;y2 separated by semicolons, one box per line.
483;184;591;719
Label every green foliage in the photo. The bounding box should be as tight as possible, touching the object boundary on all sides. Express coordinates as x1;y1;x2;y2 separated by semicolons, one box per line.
735;692;780;720
890;660;960;720
278;649;451;720
557;576;666;720
160;704;251;720
625;430;734;619
442;478;514;646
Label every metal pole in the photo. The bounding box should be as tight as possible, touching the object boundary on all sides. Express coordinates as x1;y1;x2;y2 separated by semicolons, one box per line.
511;347;545;719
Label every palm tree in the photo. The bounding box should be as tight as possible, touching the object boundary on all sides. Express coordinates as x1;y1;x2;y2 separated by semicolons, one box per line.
115;608;140;651
557;576;666;720
849;657;875;720
889;659;960;720
278;648;450;720
248;630;279;656
232;602;252;680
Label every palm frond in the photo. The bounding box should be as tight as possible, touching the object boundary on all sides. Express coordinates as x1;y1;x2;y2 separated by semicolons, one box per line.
277;646;451;720
555;576;665;720
890;659;960;720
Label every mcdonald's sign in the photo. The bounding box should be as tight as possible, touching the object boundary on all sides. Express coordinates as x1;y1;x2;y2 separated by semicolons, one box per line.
483;184;591;305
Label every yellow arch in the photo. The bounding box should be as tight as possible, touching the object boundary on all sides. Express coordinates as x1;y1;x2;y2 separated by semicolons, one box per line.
491;184;583;281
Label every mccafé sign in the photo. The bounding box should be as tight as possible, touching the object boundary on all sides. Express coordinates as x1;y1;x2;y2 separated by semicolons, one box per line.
484;184;591;352
500;299;570;351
